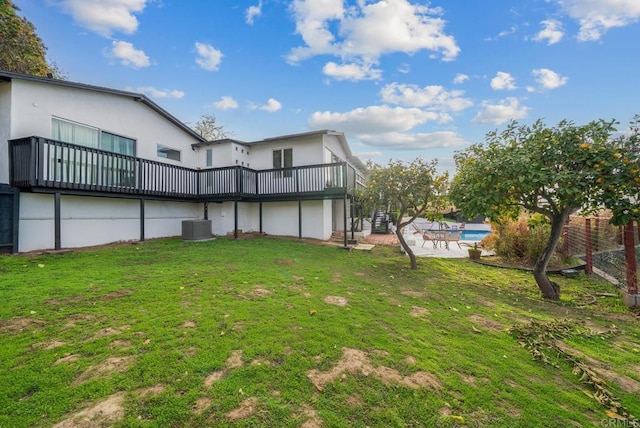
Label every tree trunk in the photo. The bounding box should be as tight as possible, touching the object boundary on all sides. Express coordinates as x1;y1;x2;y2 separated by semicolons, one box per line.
533;210;571;300
395;215;418;269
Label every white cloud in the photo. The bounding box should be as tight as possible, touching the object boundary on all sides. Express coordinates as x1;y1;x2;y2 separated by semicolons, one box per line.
555;0;640;41
398;63;411;74
490;71;517;91
532;68;568;89
56;0;148;37
322;61;382;81
259;98;282;112
133;86;184;99
108;40;150;68
485;25;519;41
356;131;469;150
288;0;459;67
533;19;564;45
214;96;239;110
246;1;263;25
309;105;443;135
380;83;473;112
472;98;530;125
453;73;469;84
195;42;223;71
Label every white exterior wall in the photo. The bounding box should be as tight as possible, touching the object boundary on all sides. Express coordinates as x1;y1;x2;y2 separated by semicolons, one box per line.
7;79;200;168
144;200;201;239
248;135;324;169
19;194;55;252
260;200;327;240
0;82;11;184
18;193;201;252
207;202;259;236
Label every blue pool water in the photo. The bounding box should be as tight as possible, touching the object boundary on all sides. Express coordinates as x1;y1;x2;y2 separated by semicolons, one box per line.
460;230;490;241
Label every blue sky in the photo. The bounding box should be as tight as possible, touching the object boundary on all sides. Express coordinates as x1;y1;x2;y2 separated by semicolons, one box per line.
14;0;640;172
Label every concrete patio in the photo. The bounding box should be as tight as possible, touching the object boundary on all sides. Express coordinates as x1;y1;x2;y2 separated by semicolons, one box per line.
360;221;493;259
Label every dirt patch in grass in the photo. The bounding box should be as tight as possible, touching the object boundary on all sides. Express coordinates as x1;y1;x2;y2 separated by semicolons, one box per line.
468;314;505;332
252;288;272;297
0;317;45;334
346;395;364;408
405;356;416;364
90;326;128;340
109;339;132;349
63;314;96;328
292;275;305;282
324;296;348;306
410;306;430;317
136;384;166;398
71;356;134;386
182;321;197;328
226;397;259;420
100;289;133;300
331;272;342;284
52;392;125;428
32;339;66;350
54;354;80;365
307;347;441;392
204;350;245;387
44;295;84;306
460;374;476;385
226;350;244;369
401;291;425;298
194;397;211;415
275;258;294;265
296;405;323;428
204;371;225;387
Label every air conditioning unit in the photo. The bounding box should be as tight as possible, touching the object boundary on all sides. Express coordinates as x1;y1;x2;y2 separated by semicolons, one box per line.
182;220;212;241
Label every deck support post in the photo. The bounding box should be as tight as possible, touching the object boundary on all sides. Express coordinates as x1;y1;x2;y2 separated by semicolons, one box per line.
140;199;145;242
298;200;302;239
343;194;348;248
259;202;263;234
54;192;61;250
234;200;238;239
203;202;208;220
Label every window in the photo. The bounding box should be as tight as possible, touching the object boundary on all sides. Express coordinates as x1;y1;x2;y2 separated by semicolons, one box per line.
273;148;293;177
206;149;213;167
157;144;181;161
51;118;135;155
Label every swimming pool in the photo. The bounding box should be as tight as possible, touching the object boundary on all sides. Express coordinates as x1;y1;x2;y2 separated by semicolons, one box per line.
460;230;490;241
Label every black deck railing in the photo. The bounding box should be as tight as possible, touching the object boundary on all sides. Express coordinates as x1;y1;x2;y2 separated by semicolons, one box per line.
9;137;362;201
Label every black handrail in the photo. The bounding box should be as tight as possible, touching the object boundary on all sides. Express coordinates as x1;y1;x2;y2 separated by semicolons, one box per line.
9;137;358;200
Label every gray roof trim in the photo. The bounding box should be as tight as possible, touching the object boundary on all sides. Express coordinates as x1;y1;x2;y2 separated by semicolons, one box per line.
191;138;250;148
0;70;206;143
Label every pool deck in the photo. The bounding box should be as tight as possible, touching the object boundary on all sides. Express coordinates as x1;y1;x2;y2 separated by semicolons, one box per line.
360;221;492;259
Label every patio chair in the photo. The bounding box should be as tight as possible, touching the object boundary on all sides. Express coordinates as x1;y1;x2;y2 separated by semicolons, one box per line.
440;230;463;250
411;223;439;248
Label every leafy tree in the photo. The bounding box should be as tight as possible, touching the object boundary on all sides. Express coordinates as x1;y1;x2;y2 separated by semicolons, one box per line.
365;158;448;269
193;114;232;141
0;0;61;77
597;115;640;227
450;118;622;300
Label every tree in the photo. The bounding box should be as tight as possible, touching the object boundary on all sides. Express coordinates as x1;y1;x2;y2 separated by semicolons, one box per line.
450;118;621;300
193;114;232;141
365;158;448;269
0;0;61;77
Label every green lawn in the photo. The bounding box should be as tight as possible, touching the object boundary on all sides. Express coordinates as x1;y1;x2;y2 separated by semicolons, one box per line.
0;237;639;427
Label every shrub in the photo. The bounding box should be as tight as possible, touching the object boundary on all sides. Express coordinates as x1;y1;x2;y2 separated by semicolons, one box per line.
482;214;564;265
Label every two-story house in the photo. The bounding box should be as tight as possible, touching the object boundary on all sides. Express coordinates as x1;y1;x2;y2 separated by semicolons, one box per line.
0;71;365;253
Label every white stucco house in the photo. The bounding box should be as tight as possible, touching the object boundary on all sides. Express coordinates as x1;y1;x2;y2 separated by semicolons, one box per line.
0;71;366;253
